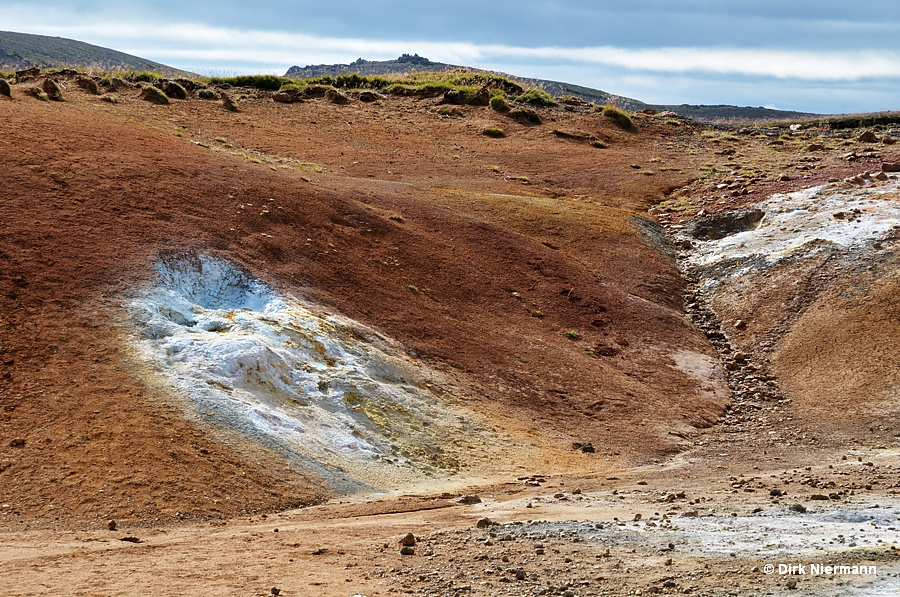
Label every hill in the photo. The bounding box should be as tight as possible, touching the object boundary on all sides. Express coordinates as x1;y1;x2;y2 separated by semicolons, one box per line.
0;30;190;76
285;54;818;122
2;67;900;596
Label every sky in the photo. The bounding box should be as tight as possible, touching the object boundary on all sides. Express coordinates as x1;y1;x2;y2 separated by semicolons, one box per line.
3;0;900;114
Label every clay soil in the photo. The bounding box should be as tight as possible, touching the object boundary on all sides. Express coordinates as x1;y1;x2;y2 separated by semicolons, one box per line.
1;77;900;596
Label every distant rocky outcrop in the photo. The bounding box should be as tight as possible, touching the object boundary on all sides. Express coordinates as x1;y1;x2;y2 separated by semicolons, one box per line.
285;54;454;79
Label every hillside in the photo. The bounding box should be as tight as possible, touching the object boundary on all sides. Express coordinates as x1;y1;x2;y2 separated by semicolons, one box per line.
2;69;900;595
0;30;190;76
284;54;818;122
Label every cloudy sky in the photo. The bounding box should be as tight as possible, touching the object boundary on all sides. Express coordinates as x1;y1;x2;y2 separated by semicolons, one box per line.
4;0;900;114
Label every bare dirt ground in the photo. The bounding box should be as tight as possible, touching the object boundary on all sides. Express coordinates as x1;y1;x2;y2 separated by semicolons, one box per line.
1;75;900;596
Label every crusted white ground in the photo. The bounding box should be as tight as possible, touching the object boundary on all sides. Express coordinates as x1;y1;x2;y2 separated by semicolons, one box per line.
684;176;900;285
126;251;501;493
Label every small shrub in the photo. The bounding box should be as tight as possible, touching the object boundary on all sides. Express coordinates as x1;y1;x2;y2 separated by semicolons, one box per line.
483;127;505;138
515;88;556;107
389;214;404;222
601;105;633;129
489;95;510;112
161;80;188;100
591;140;607;149
198;88;218;100
41;78;63;101
204;74;287;90
408;285;418;293
103;93;118;104
139;84;169;105
489;165;500;172
0;79;10;97
564;330;581;340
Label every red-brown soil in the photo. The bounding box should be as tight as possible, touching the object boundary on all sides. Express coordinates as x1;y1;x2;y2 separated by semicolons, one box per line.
2;76;900;596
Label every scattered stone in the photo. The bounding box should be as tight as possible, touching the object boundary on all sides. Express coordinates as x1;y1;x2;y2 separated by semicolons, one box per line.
107;520;117;531
9;438;25;448
358;91;380;102
475;517;492;528
457;494;482;504
883;162;900;173
580;442;595;453
400;546;415;555
398;532;416;546
806;143;825;151
858;130;879;143
198;88;218;100
271;586;280;595
515;568;526;580
0;79;9;97
810;494;829;500
789;503;807;513
786;579;797;589
119;536;142;543
272;92;293;104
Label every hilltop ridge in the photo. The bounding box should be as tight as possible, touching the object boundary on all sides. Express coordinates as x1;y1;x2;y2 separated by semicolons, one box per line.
285;54;819;122
0;30;191;76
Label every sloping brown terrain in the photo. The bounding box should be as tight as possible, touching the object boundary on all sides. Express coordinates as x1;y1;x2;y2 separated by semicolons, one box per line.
0;77;734;529
3;73;900;596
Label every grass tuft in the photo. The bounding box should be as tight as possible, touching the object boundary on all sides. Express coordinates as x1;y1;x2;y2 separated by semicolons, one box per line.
601;105;634;129
139;84;169;105
489;95;510;112
514;88;557;107
483;127;505;138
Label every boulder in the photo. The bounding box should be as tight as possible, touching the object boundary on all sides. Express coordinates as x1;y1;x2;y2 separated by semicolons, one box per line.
272;92;293;103
858;130;879;143
198;88;218;100
0;79;10;98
